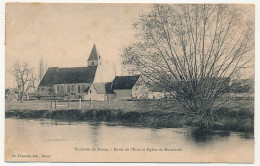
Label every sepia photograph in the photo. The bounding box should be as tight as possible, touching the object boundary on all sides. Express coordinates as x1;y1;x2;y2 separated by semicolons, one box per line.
4;2;255;163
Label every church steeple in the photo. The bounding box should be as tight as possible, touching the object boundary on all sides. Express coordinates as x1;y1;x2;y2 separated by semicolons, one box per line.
87;44;102;66
87;44;103;83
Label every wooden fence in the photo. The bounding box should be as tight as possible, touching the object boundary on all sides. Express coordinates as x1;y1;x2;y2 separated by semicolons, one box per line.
50;98;112;110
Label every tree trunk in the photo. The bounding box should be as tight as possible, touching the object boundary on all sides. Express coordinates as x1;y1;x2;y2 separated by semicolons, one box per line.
20;85;24;103
20;94;23;103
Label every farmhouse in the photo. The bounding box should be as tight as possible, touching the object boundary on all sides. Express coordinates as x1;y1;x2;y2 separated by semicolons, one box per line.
38;44;146;101
112;75;149;100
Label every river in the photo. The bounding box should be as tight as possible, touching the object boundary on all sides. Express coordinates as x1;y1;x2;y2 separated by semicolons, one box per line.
5;118;254;162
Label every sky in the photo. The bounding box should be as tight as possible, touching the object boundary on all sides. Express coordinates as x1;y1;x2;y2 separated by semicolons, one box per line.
5;3;254;88
5;3;153;88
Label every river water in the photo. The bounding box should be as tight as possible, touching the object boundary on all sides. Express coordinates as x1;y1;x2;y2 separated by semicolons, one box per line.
5;118;254;162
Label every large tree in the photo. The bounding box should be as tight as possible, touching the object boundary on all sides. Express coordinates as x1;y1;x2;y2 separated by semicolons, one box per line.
13;62;37;102
122;4;254;128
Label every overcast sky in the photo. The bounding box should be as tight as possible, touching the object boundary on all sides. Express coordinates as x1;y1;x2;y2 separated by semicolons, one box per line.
5;3;153;88
5;3;254;88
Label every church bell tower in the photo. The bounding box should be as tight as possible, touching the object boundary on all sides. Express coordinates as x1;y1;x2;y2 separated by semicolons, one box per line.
87;44;102;67
87;44;103;82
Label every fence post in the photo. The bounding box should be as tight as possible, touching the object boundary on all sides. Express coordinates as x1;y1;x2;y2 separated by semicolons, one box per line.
90;98;92;108
68;99;70;108
79;98;81;109
55;100;57;110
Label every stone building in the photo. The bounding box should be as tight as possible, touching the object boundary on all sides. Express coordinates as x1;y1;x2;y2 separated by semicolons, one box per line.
38;44;146;101
112;75;149;100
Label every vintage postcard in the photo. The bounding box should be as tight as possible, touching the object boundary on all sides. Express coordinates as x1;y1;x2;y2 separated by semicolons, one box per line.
5;3;255;163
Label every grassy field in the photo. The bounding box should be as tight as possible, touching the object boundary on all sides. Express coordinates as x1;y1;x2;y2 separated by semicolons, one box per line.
5;99;254;132
5;99;185;112
5;98;253;112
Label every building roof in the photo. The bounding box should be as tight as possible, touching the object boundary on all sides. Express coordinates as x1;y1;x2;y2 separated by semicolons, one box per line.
112;75;140;90
39;66;97;86
83;86;90;93
105;82;114;94
88;44;101;61
38;67;58;86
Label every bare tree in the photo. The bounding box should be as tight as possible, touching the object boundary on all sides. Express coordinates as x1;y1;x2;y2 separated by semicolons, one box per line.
13;62;37;102
122;4;254;129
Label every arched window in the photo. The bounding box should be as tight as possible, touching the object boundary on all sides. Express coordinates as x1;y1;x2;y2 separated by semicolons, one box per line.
71;85;74;93
78;85;81;93
57;86;60;93
67;86;70;93
60;86;64;95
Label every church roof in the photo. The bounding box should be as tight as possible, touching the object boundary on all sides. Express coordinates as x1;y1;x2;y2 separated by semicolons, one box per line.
88;44;101;61
39;66;97;86
112;75;140;90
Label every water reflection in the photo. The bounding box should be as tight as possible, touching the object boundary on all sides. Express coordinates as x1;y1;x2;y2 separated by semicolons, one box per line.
239;132;254;140
5;118;254;162
88;122;102;147
187;129;230;145
6;118;254;156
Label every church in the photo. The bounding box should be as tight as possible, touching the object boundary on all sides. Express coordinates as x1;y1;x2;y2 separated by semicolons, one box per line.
37;44;148;101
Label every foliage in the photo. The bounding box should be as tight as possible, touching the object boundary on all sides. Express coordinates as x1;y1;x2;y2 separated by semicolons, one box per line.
121;4;254;129
13;62;37;102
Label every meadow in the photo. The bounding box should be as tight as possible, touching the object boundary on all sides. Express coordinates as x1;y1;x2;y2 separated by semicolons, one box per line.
5;98;254;132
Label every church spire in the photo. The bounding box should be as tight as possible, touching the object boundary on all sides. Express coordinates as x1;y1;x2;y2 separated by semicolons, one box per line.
87;44;102;67
88;44;101;61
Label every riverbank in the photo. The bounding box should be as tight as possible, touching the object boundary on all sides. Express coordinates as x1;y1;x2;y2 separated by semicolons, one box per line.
5;107;254;132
